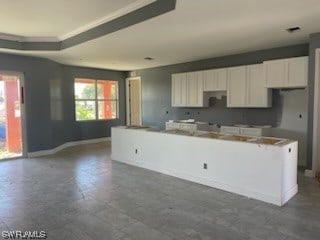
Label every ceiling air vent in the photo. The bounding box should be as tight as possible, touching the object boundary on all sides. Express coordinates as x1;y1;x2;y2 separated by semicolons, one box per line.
144;57;154;60
286;27;301;33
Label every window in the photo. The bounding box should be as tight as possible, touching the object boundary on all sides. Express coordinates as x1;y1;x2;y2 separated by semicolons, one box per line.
74;78;118;121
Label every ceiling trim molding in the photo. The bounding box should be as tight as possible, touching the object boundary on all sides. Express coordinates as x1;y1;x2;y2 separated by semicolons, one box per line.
0;0;176;51
59;0;156;41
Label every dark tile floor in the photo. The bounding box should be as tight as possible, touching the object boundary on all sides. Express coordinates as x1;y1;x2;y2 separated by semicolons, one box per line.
0;142;319;240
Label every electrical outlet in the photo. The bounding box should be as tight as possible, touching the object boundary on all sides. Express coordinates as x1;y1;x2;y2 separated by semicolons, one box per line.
203;163;207;169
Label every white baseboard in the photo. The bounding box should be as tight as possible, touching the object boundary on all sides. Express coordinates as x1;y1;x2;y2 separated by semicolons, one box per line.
304;169;315;178
28;137;111;157
112;157;285;206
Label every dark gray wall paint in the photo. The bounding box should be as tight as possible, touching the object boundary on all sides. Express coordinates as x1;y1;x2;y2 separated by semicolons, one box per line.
133;44;309;166
0;53;60;152
306;33;320;169
56;66;126;148
0;53;126;153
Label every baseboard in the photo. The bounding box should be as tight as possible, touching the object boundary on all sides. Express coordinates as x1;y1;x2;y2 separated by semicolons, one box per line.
282;184;298;205
112;157;283;206
28;137;111;157
304;169;315;178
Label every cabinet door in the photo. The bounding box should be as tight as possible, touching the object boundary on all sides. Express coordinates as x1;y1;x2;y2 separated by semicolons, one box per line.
227;66;246;107
216;68;227;90
264;59;286;88
171;73;187;107
287;56;308;87
247;64;271;107
203;69;216;91
187;71;204;107
203;69;227;91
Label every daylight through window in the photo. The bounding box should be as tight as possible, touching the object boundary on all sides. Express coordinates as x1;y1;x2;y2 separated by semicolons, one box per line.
74;78;118;121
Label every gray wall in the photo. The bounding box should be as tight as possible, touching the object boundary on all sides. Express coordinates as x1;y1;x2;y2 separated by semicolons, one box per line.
55;65;126;148
133;44;309;166
0;53;126;153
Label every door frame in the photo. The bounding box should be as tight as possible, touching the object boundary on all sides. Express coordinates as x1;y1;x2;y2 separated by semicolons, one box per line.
312;48;320;177
0;70;28;158
126;77;142;125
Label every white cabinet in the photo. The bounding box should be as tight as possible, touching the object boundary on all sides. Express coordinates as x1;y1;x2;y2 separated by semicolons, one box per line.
186;71;205;107
227;64;271;108
165;122;210;132
227;66;247;107
220;126;241;134
171;71;207;107
246;64;272;107
287;56;308;87
264;56;308;88
171;73;187;107
203;68;227;91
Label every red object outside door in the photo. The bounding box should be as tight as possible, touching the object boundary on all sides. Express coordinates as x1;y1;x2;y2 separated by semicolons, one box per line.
4;79;21;153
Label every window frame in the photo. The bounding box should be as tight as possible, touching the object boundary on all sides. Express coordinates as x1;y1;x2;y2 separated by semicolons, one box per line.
74;78;119;122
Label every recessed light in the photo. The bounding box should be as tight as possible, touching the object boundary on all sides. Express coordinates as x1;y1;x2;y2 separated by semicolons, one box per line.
144;57;154;60
286;27;301;33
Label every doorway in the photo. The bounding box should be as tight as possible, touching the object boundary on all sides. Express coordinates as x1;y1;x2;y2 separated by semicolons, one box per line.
126;77;142;125
0;72;25;160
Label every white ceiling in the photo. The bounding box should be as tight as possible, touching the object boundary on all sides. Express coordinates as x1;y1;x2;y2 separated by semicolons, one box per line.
1;0;320;70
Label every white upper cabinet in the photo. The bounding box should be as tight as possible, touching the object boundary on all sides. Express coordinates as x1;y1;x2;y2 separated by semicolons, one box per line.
171;73;187;107
264;56;308;88
246;64;272;107
186;71;206;107
287;56;308;87
227;64;271;108
171;71;207;107
227;66;247;107
203;68;227;91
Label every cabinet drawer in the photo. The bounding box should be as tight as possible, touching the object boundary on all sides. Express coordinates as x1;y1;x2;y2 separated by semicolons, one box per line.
165;122;181;130
220;126;240;134
180;123;197;131
240;128;262;136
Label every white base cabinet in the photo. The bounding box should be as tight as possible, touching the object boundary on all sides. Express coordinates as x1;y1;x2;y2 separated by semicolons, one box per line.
165;122;210;132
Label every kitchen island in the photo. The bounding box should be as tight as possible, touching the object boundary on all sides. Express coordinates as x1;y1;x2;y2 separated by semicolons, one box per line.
111;126;298;206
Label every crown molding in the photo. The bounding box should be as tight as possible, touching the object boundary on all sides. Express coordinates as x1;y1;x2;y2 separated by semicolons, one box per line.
59;0;156;41
0;0;176;51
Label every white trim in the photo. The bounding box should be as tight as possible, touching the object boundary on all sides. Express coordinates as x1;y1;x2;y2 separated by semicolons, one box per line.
113;157;291;206
59;0;156;41
0;0;155;43
304;169;314;178
312;48;320;177
28;137;110;158
126;77;142;125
